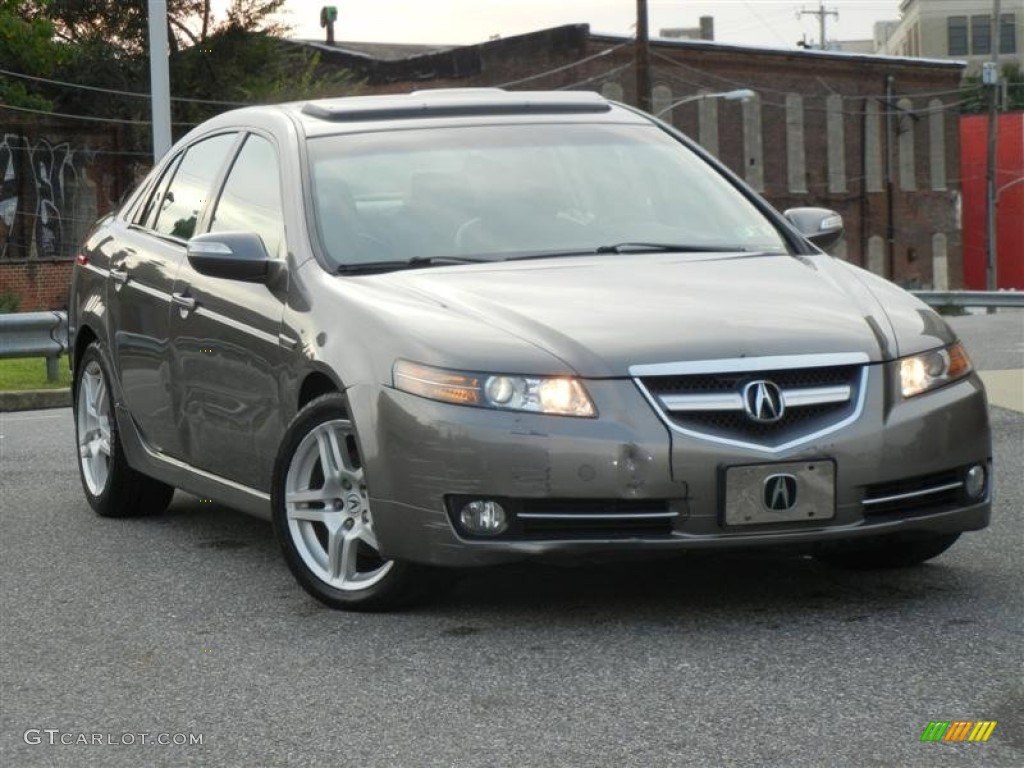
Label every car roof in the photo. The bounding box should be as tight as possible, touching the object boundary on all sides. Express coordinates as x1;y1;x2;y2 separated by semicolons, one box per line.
280;88;651;137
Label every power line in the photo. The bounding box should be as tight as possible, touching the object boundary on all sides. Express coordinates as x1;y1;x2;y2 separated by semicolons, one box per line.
557;62;635;92
650;50;983;104
0;67;250;106
798;1;840;49
496;42;631;88
741;1;791;46
0;101;198;127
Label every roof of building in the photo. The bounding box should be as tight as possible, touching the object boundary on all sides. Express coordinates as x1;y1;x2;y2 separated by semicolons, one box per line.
592;32;965;70
293;38;454;61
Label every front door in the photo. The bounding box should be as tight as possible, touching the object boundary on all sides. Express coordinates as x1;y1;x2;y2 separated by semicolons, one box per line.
168;133;288;491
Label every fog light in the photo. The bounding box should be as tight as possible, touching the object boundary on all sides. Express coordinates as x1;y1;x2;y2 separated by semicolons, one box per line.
964;464;987;500
459;500;508;535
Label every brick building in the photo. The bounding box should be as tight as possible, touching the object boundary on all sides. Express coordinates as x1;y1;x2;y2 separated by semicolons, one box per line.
0;118;129;311
304;24;968;288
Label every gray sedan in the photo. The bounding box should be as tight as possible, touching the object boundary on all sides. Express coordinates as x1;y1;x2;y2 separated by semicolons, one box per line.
68;89;991;610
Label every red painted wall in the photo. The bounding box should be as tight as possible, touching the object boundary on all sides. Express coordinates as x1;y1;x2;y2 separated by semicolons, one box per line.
960;112;1024;289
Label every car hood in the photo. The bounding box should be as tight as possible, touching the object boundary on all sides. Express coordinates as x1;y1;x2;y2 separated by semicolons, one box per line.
373;252;925;378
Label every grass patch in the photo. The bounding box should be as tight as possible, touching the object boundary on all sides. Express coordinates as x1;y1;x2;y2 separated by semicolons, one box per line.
0;357;73;391
933;302;968;316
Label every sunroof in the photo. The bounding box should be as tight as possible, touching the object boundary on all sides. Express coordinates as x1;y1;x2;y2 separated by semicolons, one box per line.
301;91;612;122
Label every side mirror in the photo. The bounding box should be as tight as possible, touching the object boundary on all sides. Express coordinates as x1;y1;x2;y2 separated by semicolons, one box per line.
784;207;844;253
186;232;277;282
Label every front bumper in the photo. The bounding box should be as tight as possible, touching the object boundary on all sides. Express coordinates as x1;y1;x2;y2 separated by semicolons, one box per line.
347;369;992;568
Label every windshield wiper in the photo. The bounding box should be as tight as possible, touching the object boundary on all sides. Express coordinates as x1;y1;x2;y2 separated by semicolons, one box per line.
499;243;748;262
594;242;748;254
333;255;489;275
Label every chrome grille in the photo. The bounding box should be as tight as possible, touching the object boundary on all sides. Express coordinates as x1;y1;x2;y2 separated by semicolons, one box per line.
862;469;964;515
632;357;867;450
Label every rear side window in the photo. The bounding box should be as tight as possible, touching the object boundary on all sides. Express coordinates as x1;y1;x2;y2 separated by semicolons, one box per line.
153;133;236;240
135;154;182;230
209;134;285;257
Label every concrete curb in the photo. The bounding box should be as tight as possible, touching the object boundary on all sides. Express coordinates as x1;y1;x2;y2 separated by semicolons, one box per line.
0;388;72;412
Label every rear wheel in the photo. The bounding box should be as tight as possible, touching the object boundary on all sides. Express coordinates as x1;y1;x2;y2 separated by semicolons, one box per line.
815;532;961;570
271;393;436;611
73;342;174;517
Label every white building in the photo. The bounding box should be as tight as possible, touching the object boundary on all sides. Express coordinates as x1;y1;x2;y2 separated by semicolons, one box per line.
874;0;1023;73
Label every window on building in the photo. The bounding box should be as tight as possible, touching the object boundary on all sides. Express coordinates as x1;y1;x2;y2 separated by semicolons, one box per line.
947;16;968;56
971;15;992;56
1000;14;1016;54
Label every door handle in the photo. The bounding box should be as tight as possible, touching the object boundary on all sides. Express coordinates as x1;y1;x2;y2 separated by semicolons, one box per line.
171;292;197;316
109;263;128;288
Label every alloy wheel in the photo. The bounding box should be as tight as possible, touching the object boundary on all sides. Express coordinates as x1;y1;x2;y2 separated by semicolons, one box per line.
283;419;393;591
76;359;112;496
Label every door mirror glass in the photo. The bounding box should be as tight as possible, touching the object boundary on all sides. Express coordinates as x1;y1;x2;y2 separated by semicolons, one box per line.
784;207;844;253
187;232;275;282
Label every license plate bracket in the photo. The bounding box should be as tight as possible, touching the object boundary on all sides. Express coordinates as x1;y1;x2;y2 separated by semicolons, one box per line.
722;460;836;526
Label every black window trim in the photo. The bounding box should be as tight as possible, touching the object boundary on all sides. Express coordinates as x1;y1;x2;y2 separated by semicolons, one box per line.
201;128;287;255
129;152;183;232
126;130;243;244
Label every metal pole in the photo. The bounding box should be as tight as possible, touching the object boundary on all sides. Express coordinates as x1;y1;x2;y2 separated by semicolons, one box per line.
147;0;172;162
885;76;895;280
635;0;652;113
985;0;1001;305
819;1;827;51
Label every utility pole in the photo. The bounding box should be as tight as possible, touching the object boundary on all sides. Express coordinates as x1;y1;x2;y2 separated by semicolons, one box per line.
635;0;652;113
799;1;839;50
985;0;1002;303
147;0;172;162
885;76;895;280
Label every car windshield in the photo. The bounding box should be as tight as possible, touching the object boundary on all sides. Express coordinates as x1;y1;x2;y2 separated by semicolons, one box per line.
307;122;789;269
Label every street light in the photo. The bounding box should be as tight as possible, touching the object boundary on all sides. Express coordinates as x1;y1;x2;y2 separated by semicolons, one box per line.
654;88;755;118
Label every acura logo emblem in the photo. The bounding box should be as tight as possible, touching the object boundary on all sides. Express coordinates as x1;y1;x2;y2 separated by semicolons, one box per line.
742;380;785;423
763;474;798;512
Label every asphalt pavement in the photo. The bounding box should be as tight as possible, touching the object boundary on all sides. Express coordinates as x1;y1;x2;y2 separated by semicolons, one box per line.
0;314;1021;767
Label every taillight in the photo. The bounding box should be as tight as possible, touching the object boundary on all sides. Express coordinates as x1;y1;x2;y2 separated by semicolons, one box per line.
75;253;88;266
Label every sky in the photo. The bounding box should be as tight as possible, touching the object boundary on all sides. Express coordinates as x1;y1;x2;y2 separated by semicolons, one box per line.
259;0;907;49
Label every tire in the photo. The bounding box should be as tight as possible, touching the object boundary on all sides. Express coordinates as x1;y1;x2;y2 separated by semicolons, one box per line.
815;532;961;570
73;342;175;518
271;393;436;611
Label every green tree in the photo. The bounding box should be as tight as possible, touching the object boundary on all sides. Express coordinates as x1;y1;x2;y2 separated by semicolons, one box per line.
0;0;65;109
961;63;1024;114
6;1;357;150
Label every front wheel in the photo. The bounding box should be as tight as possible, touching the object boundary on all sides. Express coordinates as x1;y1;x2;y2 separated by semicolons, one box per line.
815;532;961;570
271;393;435;611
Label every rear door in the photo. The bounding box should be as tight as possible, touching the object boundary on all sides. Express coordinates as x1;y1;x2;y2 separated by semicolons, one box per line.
109;132;238;457
168;132;289;491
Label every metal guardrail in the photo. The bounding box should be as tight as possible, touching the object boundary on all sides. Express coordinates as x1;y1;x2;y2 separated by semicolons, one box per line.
912;290;1024;309
0;311;69;382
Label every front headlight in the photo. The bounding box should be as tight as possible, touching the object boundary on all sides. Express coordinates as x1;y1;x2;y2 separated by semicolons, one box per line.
899;341;973;398
393;360;596;417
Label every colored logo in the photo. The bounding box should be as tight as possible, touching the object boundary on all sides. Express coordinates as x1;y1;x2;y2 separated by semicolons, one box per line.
920;721;997;742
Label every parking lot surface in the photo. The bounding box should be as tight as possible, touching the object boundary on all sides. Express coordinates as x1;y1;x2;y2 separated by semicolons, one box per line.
1;313;1021;767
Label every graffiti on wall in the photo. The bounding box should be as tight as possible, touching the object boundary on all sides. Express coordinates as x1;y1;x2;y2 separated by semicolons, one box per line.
0;134;105;260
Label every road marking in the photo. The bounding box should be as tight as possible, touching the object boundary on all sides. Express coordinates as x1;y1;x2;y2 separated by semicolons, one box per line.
978;369;1024;413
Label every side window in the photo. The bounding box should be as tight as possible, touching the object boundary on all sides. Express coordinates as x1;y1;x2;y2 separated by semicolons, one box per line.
153;133;237;240
135;154;182;230
208;134;285;257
